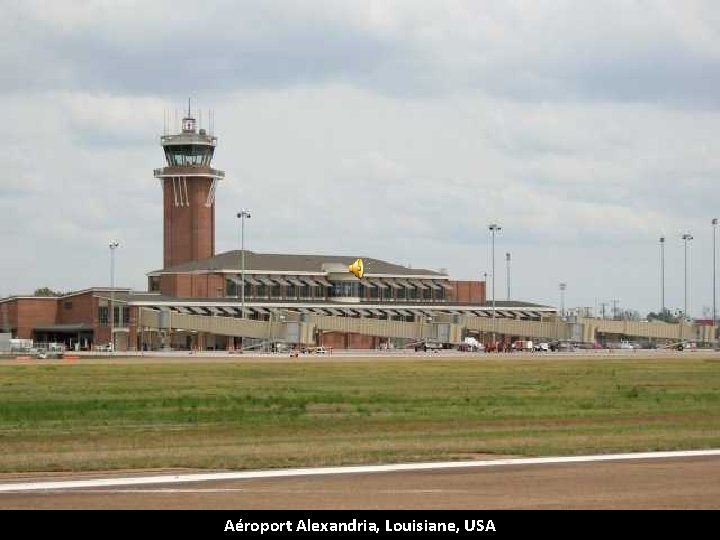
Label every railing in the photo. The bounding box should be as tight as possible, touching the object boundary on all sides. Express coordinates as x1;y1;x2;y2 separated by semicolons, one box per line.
153;167;225;178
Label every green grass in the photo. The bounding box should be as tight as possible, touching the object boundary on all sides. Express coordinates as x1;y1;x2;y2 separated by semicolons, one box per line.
0;357;719;472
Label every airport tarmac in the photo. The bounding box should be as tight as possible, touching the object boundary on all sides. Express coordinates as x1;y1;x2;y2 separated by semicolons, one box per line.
1;451;718;509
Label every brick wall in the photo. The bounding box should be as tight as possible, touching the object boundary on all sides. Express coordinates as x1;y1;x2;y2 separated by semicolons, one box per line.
347;333;376;349
452;280;485;304
320;331;377;350
1;300;19;333
160;274;193;297
159;273;225;298
57;292;96;325
191;273;225;298
163;176;214;268
319;332;346;349
15;298;59;339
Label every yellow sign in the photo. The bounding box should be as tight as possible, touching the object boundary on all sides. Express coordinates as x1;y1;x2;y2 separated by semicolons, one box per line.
348;259;364;279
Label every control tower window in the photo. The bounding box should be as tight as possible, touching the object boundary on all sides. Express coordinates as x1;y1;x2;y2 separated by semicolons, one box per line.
164;145;214;167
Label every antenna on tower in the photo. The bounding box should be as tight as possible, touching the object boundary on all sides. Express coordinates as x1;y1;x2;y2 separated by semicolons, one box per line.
175;109;178;132
187;97;191;117
209;109;214;135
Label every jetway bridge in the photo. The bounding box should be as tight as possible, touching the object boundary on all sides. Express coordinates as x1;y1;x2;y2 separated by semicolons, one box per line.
137;309;714;349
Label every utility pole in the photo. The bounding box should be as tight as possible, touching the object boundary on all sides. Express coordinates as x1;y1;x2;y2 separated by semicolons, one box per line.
681;232;693;343
505;252;511;301
109;241;120;352
713;219;717;344
660;236;665;317
488;223;502;347
237;209;251;318
600;302;608;320
681;232;693;321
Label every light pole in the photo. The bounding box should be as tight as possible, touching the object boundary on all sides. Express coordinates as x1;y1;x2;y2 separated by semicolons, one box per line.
713;219;718;342
482;271;488;342
659;236;665;318
237;209;251;319
681;232;693;323
482;271;488;300
488;223;501;346
505;252;511;301
559;282;567;319
109;241;119;352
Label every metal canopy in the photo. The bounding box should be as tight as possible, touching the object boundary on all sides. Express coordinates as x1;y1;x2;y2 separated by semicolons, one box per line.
231;276;262;286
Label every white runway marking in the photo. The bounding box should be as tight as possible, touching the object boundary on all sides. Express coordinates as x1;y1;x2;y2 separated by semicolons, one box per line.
52;487;468;495
0;449;718;493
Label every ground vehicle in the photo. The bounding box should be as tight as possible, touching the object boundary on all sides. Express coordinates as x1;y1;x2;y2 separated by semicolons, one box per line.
299;346;331;354
533;342;550;352
549;340;575;352
35;342;65;359
409;340;444;352
484;341;505;352
458;337;484;352
512;340;534;352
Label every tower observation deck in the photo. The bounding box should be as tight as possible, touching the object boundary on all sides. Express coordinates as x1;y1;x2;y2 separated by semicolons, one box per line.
154;102;225;268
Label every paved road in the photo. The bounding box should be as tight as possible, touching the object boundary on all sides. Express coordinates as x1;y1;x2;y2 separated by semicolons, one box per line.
1;454;718;509
2;349;714;366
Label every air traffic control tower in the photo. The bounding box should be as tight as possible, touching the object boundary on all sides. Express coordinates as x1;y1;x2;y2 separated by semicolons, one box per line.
154;103;225;268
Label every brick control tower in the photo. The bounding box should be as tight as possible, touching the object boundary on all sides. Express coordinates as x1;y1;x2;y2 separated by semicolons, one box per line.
154;102;224;268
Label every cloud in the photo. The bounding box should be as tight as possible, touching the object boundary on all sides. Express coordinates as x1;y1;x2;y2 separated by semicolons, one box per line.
4;1;720;106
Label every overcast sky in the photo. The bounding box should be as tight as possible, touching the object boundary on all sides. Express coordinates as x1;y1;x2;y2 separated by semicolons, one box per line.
3;0;720;317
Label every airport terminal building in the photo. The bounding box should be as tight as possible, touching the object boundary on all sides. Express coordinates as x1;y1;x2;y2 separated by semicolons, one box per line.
0;107;557;351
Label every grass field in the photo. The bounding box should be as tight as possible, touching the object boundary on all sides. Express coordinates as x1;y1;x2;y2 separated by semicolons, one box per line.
1;355;719;473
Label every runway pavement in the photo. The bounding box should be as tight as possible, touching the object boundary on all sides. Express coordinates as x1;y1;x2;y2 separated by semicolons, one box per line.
1;450;718;509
